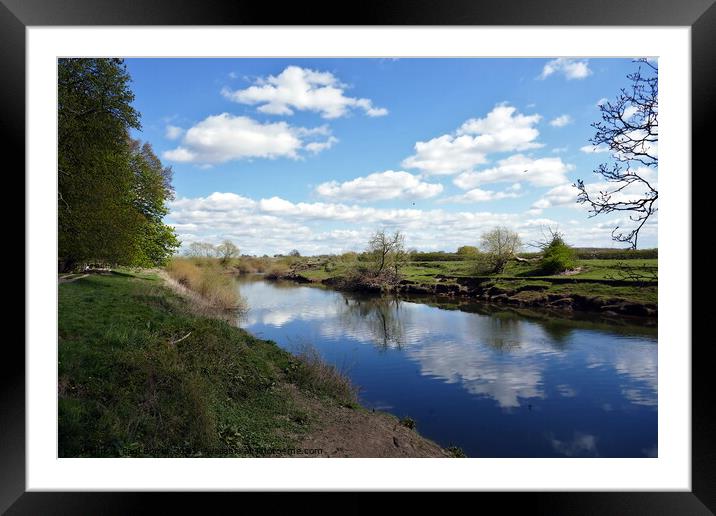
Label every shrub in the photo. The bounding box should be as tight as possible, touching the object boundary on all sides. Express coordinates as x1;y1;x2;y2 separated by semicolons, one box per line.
456;245;480;258
540;237;576;274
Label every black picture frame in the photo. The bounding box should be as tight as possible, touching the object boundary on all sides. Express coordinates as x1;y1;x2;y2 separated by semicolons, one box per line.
5;0;711;512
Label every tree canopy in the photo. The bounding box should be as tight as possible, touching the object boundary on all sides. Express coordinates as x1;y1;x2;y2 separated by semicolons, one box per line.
58;58;179;269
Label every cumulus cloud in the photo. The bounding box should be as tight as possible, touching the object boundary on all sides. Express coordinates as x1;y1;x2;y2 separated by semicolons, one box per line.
220;65;387;119
162;113;334;164
401;104;542;175
453;154;574;189
441;183;522;204
540;58;592;80
166;191;579;255
549;114;573;127
315;170;443;202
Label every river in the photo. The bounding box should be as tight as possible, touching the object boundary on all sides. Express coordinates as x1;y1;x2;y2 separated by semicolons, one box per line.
235;276;657;458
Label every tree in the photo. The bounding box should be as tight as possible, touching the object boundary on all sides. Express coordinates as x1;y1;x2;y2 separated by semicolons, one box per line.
367;229;405;274
58;58;141;268
457;245;480;257
480;227;521;273
58;58;179;269
186;242;216;258
216;240;240;264
574;59;658;249
288;249;301;257
128;139;180;266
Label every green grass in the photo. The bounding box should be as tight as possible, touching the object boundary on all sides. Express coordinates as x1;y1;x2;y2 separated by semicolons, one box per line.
58;271;348;457
280;255;657;307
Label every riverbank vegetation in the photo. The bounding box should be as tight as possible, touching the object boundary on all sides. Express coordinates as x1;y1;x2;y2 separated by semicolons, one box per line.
191;229;656;316
59;271;447;457
165;257;243;312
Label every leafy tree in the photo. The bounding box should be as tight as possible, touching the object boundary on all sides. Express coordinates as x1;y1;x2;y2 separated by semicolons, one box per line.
58;58;141;269
457;245;480;257
128;139;180;266
58;58;179;269
480;227;521;273
216;240;240;264
574;59;658;249
288;249;301;257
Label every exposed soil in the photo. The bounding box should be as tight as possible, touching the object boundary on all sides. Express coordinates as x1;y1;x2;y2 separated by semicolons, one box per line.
285;385;450;458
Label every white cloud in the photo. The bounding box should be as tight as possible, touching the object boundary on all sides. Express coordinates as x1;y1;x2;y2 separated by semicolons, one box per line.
540;58;592;80
596;97;609;106
552;147;568;153
305;136;339;154
315;170;443;202
167;191;576;255
623;105;639;119
441;183;521;204
530;183;580;211
162;113;333;164
402;104;542;175
220;65;387;119
165;125;184;140
454;154;574;189
549;114;573;127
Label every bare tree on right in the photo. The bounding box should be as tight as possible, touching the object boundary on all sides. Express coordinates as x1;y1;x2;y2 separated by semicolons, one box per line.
574;59;658;249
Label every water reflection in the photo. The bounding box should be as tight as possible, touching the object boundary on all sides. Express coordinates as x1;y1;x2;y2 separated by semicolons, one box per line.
235;276;657;457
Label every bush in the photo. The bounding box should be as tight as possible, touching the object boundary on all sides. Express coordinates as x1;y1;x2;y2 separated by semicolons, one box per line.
456;246;480;258
540;238;576;274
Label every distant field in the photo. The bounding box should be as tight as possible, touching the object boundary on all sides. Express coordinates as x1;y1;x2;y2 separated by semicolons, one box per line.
297;258;658;283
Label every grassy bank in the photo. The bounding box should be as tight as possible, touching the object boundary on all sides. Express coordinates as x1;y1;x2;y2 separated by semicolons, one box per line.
58;270;448;457
243;252;657;315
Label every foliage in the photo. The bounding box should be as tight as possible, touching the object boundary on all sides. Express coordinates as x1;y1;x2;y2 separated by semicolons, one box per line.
480;227;522;273
58;58;178;269
216;240;240;264
539;235;577;275
456;245;480;257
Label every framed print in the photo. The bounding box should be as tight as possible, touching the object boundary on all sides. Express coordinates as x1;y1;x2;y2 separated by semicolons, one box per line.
6;0;713;512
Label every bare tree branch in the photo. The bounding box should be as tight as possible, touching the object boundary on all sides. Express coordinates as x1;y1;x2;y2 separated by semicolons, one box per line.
574;59;658;249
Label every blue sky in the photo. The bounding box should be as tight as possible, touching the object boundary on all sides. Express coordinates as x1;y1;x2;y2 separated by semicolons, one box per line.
125;58;657;255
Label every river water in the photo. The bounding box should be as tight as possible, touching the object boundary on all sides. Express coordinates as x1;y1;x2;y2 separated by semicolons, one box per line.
235;276;657;458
